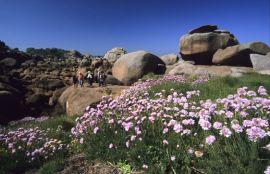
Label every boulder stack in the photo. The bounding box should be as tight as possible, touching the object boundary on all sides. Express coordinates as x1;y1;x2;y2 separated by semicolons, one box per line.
180;25;238;64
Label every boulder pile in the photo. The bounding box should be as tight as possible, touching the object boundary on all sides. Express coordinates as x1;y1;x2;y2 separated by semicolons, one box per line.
171;25;270;76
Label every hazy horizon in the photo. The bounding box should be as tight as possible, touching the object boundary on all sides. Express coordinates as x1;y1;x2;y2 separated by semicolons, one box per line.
1;0;269;56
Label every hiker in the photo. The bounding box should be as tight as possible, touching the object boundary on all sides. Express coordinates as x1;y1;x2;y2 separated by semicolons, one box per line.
77;72;84;87
97;70;101;86
72;75;78;88
86;71;93;87
102;73;107;86
99;72;107;87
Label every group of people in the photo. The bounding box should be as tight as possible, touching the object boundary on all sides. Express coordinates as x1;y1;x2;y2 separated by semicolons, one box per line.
72;70;107;88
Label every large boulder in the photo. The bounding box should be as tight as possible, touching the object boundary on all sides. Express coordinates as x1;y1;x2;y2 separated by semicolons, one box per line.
250;53;270;74
112;51;166;85
160;53;179;65
36;79;65;90
213;42;270;66
105;75;123;85
169;61;253;77
0;58;18;69
25;93;49;115
104;47;126;63
180;25;238;64
188;25;218;34
0;91;23;124
58;85;128;116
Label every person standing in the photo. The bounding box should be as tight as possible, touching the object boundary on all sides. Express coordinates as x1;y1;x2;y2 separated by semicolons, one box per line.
101;73;107;87
86;71;93;87
72;74;78;88
78;72;84;87
97;70;101;87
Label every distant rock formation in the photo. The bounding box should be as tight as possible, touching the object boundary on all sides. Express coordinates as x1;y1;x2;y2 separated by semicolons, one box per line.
104;47;126;63
179;25;238;64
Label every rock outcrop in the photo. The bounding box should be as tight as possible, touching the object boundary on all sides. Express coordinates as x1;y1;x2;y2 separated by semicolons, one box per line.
104;47;126;63
169;61;253;77
250;53;270;75
179;25;238;64
160;53;179;65
213;42;270;66
112;51;166;85
58;85;128;116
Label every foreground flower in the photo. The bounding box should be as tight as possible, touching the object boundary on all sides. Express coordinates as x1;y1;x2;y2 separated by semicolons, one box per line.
205;135;216;145
264;166;270;174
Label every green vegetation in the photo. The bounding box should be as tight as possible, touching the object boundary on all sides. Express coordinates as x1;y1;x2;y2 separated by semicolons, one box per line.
25;48;70;59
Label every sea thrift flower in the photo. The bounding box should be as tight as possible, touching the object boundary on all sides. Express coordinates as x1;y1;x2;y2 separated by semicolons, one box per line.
213;122;223;129
231;123;243;133
109;143;113;149
171;156;176;161
219;127;232;137
163;127;169;134
246;126;266;142
264;166;270;174
79;138;84;144
173;123;182;133
93;127;99;134
142;164;148;169
258;86;267;96
199;119;212;130
205;135;216;145
163;140;169;145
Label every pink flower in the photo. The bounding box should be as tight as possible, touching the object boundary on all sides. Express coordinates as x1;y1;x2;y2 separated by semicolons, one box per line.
163;140;169;145
126;141;130;148
171;156;176;161
142;164;148;169
231;123;243;133
130;135;136;141
109;143;113;149
199;119;212;130
108;119;114;124
264;165;270;174
205;135;216;145
79;138;84;144
173;123;182;133
246;126;266;142
258;86;267;96
182;119;195;125
122;122;133;132
225;111;233;118
149;116;155;123
219;127;232;137
213;122;222;130
163;128;169;134
93;127;99;134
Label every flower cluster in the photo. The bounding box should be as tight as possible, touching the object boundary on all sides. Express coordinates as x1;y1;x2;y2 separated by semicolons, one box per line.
72;72;270;167
0;127;66;163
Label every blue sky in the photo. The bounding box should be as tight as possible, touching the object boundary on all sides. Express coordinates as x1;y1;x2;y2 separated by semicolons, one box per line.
0;0;269;56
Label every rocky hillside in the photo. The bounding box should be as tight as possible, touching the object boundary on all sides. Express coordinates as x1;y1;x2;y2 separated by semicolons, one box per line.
0;24;270;124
